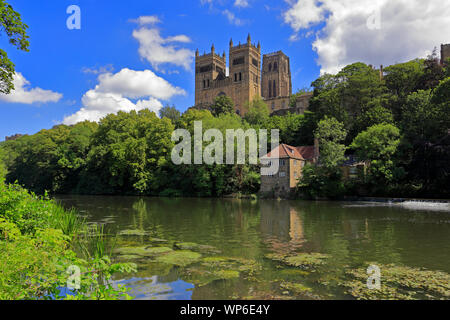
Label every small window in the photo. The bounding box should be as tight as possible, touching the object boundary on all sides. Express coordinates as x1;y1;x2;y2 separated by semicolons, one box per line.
234;73;237;82
280;172;286;177
239;72;242;81
271;102;275;110
274;62;278;71
268;63;272;72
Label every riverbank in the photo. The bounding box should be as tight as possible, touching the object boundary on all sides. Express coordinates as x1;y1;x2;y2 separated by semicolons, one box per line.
0;182;135;300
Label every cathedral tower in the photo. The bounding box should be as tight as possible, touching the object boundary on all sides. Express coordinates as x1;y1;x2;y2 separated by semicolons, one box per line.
261;51;292;111
228;34;261;115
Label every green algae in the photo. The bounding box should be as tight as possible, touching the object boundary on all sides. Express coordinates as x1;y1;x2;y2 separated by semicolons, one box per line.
114;246;173;257
266;252;330;270
342;263;450;300
155;250;202;267
173;242;221;254
118;229;149;236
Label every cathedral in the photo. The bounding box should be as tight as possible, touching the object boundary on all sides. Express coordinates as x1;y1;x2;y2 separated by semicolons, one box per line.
194;34;292;116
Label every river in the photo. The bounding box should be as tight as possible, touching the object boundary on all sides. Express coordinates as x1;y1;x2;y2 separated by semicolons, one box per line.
56;196;450;300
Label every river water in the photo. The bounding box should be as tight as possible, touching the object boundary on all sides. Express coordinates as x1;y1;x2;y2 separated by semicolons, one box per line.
56;196;450;300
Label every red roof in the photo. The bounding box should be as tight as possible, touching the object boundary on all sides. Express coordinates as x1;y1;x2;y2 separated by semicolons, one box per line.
261;143;315;161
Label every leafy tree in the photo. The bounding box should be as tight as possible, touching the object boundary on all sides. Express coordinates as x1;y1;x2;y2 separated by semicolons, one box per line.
244;96;269;125
351;123;401;186
80;110;174;195
0;0;30;94
210;95;234;116
419;48;444;90
0;145;6;180
159;105;181;123
384;59;424;98
315;116;347;168
355;105;394;133
351;123;400;161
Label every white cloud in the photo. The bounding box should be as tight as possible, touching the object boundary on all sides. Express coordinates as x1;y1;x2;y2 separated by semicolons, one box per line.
132;17;194;71
129;15;161;25
222;9;246;26
234;0;249;8
0;72;62;104
82;64;115;75
63;68;185;125
284;0;450;74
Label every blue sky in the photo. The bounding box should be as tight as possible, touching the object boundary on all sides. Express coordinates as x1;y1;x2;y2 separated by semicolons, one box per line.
1;0;449;140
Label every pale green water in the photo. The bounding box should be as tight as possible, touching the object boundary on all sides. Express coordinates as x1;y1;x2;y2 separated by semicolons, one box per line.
56;196;450;300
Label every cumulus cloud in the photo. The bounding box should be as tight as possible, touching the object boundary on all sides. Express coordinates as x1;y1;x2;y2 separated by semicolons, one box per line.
129;15;161;25
222;9;246;26
63;68;185;125
283;0;450;74
82;64;115;75
234;0;249;8
132;17;194;71
0;72;62;104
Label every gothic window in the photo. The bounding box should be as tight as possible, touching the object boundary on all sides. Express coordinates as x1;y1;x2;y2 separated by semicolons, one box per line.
207;79;210;88
239;72;242;81
203;80;206;88
274;62;278;71
273;80;276;97
268;80;272;98
234;73;237;82
268;63;272;72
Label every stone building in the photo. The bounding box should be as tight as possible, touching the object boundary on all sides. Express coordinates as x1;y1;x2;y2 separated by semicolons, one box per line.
261;51;292;113
260;142;318;197
195;34;261;116
194;35;293;116
441;43;450;65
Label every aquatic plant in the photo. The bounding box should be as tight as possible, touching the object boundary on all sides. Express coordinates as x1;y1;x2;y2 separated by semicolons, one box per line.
265;252;330;270
155;250;202;267
342;263;450;300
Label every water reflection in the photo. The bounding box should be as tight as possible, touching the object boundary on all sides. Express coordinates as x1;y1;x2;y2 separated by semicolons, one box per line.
56;196;450;299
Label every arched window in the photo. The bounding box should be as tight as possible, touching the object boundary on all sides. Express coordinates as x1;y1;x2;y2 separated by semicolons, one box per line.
239;72;242;81
203;80;206;88
234;73;237;82
268;80;272;98
274;62;278;71
268;63;272;72
273;80;276;97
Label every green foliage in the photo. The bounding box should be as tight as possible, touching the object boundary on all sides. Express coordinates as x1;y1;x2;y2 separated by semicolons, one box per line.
351;123;400;161
0;0;30;94
351;124;402;187
315;116;347;168
297;164;345;199
159;105;181;124
210;95;234;116
244;96;269;125
0;145;6;180
0;182;135;300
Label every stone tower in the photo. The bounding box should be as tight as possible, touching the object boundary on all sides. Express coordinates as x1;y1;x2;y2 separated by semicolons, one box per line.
194;45;227;109
441;43;450;65
261;51;292;112
228;34;261;115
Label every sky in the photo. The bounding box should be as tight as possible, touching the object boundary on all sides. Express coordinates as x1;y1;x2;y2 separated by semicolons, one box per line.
0;0;449;140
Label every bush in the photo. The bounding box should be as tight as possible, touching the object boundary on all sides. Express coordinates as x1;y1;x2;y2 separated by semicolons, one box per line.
0;182;136;300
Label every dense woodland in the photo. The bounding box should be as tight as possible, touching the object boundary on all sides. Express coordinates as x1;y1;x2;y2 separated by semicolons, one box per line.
1;53;449;199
